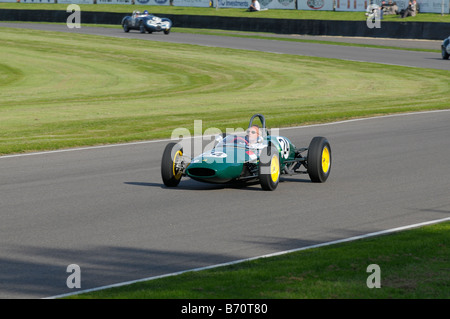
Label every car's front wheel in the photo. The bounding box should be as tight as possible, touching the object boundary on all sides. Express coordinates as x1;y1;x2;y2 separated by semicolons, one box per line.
259;145;280;191
161;142;184;187
307;136;331;183
442;46;449;60
164;29;170;35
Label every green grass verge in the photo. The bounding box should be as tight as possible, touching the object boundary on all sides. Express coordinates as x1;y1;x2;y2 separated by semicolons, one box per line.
1;27;449;155
1;3;450;22
66;221;450;299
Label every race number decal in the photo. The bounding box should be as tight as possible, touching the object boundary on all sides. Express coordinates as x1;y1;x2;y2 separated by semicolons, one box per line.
277;137;290;159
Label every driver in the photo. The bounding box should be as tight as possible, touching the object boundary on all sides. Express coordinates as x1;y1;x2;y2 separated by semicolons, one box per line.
246;125;260;145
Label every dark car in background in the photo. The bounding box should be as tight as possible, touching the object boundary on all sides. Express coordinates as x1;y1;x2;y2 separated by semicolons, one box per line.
122;10;172;35
442;36;450;59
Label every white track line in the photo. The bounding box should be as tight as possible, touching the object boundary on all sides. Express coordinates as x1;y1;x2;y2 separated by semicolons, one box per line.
46;216;450;299
2;109;449;160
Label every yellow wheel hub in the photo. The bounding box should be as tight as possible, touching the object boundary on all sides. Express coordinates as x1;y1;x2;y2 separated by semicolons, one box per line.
173;150;183;180
270;155;280;183
322;147;330;174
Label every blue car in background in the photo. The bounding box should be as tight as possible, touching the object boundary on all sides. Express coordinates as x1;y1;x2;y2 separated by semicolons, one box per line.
122;11;172;34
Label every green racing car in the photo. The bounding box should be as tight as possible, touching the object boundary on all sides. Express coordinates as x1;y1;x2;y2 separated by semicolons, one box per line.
161;114;331;191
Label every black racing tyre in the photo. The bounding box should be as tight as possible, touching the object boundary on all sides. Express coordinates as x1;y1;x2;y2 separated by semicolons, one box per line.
123;23;129;33
442;46;449;60
307;136;331;183
161;142;183;187
164;29;170;35
139;22;146;33
259;145;281;191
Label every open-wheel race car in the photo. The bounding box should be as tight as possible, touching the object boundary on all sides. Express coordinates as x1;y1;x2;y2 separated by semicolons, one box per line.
121;10;172;34
161;114;331;191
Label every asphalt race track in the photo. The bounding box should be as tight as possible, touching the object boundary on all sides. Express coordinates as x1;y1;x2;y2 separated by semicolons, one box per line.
1;24;450;298
0;22;449;71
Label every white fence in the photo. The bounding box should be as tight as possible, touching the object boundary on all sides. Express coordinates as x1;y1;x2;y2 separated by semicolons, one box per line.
97;0;132;4
334;0;449;13
416;0;449;13
5;0;54;2
3;0;449;13
218;0;296;9
298;0;334;10
57;0;94;4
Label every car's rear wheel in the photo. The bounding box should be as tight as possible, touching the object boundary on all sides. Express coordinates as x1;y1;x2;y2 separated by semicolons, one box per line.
259;145;280;191
307;136;331;183
161;142;184;187
164;29;170;35
442;46;449;60
123;23;129;33
139;22;146;33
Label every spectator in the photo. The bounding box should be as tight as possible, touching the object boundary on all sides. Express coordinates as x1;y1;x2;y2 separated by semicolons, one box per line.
401;0;417;18
412;0;418;16
380;1;386;19
385;1;399;15
248;0;261;12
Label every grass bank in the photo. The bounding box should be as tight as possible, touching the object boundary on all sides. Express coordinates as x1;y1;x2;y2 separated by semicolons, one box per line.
1;28;449;155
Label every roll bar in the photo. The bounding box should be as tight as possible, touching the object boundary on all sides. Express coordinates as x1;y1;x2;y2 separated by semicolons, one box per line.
248;114;268;137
